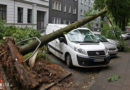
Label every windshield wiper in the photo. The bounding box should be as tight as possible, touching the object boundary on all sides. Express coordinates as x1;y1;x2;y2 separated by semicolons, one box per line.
83;41;99;43
73;41;83;43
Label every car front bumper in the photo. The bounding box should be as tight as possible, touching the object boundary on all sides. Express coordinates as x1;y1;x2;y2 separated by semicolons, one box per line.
76;55;110;67
108;49;118;56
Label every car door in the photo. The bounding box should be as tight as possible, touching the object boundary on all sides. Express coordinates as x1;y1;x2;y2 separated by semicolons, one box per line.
55;36;67;60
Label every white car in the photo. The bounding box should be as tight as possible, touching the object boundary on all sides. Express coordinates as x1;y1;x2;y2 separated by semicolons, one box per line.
94;34;118;56
107;38;123;50
46;24;110;68
120;33;129;40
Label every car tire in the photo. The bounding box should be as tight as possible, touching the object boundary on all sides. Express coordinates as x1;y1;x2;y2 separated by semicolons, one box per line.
66;54;73;68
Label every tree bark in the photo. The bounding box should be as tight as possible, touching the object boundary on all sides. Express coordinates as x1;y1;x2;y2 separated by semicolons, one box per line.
20;8;107;55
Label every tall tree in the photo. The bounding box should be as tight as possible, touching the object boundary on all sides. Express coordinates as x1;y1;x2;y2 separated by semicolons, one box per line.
20;8;107;55
94;0;130;31
20;0;130;54
106;0;130;31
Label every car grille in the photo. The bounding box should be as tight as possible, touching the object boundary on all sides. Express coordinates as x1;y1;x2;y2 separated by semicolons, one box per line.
77;55;110;66
87;51;105;56
109;48;116;50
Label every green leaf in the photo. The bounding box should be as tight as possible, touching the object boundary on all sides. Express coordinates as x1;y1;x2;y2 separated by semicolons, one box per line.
107;75;120;82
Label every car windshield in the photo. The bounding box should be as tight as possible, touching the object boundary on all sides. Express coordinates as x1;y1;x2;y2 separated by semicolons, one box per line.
67;29;99;43
95;34;108;42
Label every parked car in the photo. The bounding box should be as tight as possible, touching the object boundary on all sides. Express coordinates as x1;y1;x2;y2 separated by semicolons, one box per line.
46;24;110;68
106;38;123;50
120;33;130;40
126;32;130;39
93;32;118;56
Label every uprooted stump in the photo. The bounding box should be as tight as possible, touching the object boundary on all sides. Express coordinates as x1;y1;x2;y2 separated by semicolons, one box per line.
0;39;71;90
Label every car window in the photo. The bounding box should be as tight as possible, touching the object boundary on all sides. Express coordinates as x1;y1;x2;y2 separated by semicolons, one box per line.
95;34;108;42
67;29;99;43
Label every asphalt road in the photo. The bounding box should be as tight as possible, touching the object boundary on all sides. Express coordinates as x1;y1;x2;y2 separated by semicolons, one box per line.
49;40;130;90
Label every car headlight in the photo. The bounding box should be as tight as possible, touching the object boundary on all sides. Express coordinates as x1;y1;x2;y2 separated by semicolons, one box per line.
74;47;87;55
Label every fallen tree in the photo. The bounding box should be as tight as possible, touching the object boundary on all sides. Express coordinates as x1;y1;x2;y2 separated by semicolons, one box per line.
20;8;107;55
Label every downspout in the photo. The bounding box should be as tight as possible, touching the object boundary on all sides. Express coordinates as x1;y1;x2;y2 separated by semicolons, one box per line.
14;0;15;25
32;4;36;28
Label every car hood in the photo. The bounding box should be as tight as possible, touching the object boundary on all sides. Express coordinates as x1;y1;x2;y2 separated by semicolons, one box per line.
71;42;106;51
107;39;119;46
102;42;117;49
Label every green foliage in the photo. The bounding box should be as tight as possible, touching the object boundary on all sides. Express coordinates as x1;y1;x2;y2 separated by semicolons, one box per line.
0;21;41;43
37;47;49;60
107;75;120;82
100;22;122;40
22;49;50;62
106;0;130;30
100;22;130;52
94;0;130;30
22;52;33;61
0;21;6;39
37;50;45;59
94;0;106;10
85;22;93;30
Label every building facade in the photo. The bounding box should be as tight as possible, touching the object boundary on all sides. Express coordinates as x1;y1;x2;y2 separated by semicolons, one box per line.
49;0;78;24
78;0;94;20
0;0;49;30
78;0;100;30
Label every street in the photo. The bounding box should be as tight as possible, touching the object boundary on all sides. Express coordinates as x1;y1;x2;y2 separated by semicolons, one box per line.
49;40;130;90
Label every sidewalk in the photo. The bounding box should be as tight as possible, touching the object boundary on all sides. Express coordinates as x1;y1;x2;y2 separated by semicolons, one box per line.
89;51;130;90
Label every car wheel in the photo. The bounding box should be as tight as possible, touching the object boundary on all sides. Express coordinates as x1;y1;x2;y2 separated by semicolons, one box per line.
66;54;73;68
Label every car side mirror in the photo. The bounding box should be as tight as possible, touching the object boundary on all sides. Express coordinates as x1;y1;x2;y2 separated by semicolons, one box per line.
59;37;65;42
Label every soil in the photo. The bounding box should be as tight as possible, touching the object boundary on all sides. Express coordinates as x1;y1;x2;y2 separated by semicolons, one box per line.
0;41;73;90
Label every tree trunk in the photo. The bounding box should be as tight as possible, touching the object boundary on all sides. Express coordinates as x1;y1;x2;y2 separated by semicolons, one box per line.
20;8;107;55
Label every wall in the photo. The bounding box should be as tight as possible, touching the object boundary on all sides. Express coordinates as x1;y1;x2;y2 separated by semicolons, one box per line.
49;0;78;24
0;0;49;29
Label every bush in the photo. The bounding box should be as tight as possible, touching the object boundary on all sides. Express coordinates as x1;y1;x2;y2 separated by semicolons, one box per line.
100;22;122;40
0;21;41;43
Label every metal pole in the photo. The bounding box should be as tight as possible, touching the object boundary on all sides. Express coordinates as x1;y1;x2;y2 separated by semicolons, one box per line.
14;0;15;25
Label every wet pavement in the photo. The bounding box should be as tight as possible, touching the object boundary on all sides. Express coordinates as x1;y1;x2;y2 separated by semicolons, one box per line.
89;52;130;90
89;40;130;90
49;53;101;90
49;40;130;90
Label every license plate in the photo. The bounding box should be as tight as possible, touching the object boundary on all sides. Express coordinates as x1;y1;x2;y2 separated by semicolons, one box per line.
93;59;104;62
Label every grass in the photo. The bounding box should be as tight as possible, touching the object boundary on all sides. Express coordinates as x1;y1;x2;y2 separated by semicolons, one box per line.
22;52;33;61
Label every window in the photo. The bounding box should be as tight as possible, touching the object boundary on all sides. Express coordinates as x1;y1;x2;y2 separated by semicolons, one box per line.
52;1;61;11
58;2;61;11
63;20;66;24
69;21;71;24
58;18;61;24
69;6;71;13
84;0;87;5
81;0;84;4
27;9;32;23
52;17;56;23
63;5;67;12
18;7;23;23
67;29;99;43
73;8;77;14
80;10;84;16
0;4;7;21
52;1;56;9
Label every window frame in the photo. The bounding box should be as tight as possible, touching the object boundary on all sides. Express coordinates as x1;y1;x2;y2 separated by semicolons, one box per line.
17;7;23;23
0;4;7;21
27;9;32;23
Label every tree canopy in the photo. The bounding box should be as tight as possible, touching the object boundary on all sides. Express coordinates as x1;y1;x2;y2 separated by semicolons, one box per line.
94;0;130;31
